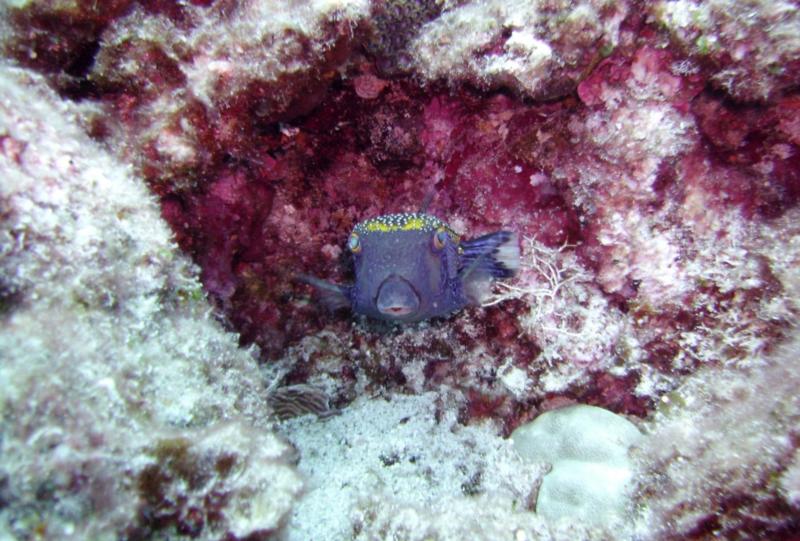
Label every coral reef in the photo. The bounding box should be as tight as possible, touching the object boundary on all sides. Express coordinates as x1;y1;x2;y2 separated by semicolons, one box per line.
409;0;631;100
635;332;800;539
0;63;301;540
90;0;369;185
652;0;800;102
2;0;800;539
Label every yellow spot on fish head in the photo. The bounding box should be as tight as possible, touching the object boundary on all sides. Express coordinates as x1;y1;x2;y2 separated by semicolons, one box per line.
355;212;456;236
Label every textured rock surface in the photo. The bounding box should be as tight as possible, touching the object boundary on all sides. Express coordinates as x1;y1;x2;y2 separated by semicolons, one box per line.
634;332;800;539
410;0;630;100
512;405;643;527
652;0;800;102
0;63;301;540
1;0;800;539
85;0;370;192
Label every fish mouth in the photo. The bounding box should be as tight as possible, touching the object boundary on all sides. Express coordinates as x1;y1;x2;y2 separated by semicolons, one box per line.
382;305;414;316
376;275;421;319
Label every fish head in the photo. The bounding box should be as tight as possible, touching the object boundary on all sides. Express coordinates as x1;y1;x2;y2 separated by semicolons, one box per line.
347;213;463;322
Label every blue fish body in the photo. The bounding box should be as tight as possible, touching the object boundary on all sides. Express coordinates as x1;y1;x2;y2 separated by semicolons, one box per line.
301;212;519;322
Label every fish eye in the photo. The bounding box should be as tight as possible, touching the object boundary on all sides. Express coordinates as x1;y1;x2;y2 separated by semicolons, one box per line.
433;228;449;250
348;233;361;253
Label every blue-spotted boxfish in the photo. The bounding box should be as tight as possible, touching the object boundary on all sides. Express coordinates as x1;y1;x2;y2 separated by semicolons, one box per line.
300;212;519;323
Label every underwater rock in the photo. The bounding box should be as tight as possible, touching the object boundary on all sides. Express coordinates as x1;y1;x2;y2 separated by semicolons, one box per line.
652;0;800;102
634;332;800;539
1;0;135;94
0;63;301;540
409;0;630;100
511;405;643;527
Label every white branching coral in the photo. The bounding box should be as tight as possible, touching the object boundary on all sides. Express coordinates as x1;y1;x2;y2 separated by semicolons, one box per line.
484;239;637;376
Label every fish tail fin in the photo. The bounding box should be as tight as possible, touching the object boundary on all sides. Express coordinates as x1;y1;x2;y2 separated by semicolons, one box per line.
296;273;352;312
459;231;520;280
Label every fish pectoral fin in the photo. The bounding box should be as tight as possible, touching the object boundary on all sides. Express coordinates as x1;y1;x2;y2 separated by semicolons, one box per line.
459;231;520;280
296;273;352;312
462;269;494;305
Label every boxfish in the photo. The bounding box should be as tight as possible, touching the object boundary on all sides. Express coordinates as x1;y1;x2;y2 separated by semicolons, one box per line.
300;212;519;322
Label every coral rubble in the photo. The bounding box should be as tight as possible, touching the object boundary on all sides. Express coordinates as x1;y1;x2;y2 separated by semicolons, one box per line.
2;0;800;539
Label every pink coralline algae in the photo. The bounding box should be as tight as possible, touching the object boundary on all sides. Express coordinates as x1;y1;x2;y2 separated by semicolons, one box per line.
353;73;389;99
2;0;800;539
652;0;800;102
